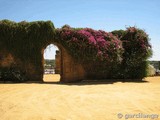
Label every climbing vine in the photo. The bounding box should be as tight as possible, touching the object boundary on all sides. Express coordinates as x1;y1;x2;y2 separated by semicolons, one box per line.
0;20;152;81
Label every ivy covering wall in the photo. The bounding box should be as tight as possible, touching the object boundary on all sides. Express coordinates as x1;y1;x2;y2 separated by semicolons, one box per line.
0;20;152;82
0;20;55;62
0;20;55;82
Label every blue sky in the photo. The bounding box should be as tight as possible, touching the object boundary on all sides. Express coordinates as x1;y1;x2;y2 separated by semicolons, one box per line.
0;0;159;60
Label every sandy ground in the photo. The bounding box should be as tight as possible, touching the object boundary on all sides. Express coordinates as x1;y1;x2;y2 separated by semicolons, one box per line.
0;75;160;120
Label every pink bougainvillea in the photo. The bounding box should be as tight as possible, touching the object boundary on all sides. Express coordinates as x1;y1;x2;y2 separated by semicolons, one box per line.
123;27;152;59
56;25;152;79
56;25;123;62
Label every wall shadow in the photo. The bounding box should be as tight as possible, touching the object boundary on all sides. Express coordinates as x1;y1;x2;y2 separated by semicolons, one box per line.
0;79;148;85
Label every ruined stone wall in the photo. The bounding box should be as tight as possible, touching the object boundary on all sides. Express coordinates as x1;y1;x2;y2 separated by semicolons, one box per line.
59;46;86;82
0;43;86;82
55;50;61;74
0;48;43;81
0;49;14;68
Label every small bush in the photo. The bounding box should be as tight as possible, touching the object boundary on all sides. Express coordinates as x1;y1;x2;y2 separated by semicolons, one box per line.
0;67;27;83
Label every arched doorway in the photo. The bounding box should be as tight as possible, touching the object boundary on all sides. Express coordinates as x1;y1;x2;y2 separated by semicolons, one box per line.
43;44;61;82
42;43;86;83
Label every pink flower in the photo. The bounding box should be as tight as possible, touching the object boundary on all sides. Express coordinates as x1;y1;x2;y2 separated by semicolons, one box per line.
97;38;106;47
88;36;96;45
78;30;92;37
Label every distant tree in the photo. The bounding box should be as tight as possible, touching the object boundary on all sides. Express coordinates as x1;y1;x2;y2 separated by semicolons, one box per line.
44;59;55;69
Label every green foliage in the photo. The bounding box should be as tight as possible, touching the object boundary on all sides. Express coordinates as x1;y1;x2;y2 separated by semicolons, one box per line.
111;29;126;39
44;59;55;69
0;20;56;81
0;20;55;63
0;20;152;80
112;27;152;79
0;67;26;82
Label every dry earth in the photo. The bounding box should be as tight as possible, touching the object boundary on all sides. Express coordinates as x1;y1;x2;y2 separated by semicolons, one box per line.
0;75;160;120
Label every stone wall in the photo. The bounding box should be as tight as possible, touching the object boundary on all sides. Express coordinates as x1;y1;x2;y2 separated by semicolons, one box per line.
60;46;86;82
55;50;61;74
0;43;86;82
0;49;15;68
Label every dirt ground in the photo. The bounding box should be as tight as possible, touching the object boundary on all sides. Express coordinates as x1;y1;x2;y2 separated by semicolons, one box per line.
0;75;160;120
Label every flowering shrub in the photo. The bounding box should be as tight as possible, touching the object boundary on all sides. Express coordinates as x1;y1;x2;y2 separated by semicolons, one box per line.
0;20;152;80
112;27;152;60
56;25;123;63
56;26;152;79
112;27;152;78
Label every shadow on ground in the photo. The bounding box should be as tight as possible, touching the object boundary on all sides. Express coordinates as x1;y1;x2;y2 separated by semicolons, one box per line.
0;79;148;85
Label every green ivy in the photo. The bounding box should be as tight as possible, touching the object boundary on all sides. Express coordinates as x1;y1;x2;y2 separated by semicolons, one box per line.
0;19;55;65
0;20;153;80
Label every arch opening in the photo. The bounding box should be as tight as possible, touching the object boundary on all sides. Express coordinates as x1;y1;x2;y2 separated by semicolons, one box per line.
43;44;61;82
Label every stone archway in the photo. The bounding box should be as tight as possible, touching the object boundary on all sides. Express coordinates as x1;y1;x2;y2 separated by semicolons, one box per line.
0;42;86;83
43;44;60;82
42;43;86;82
